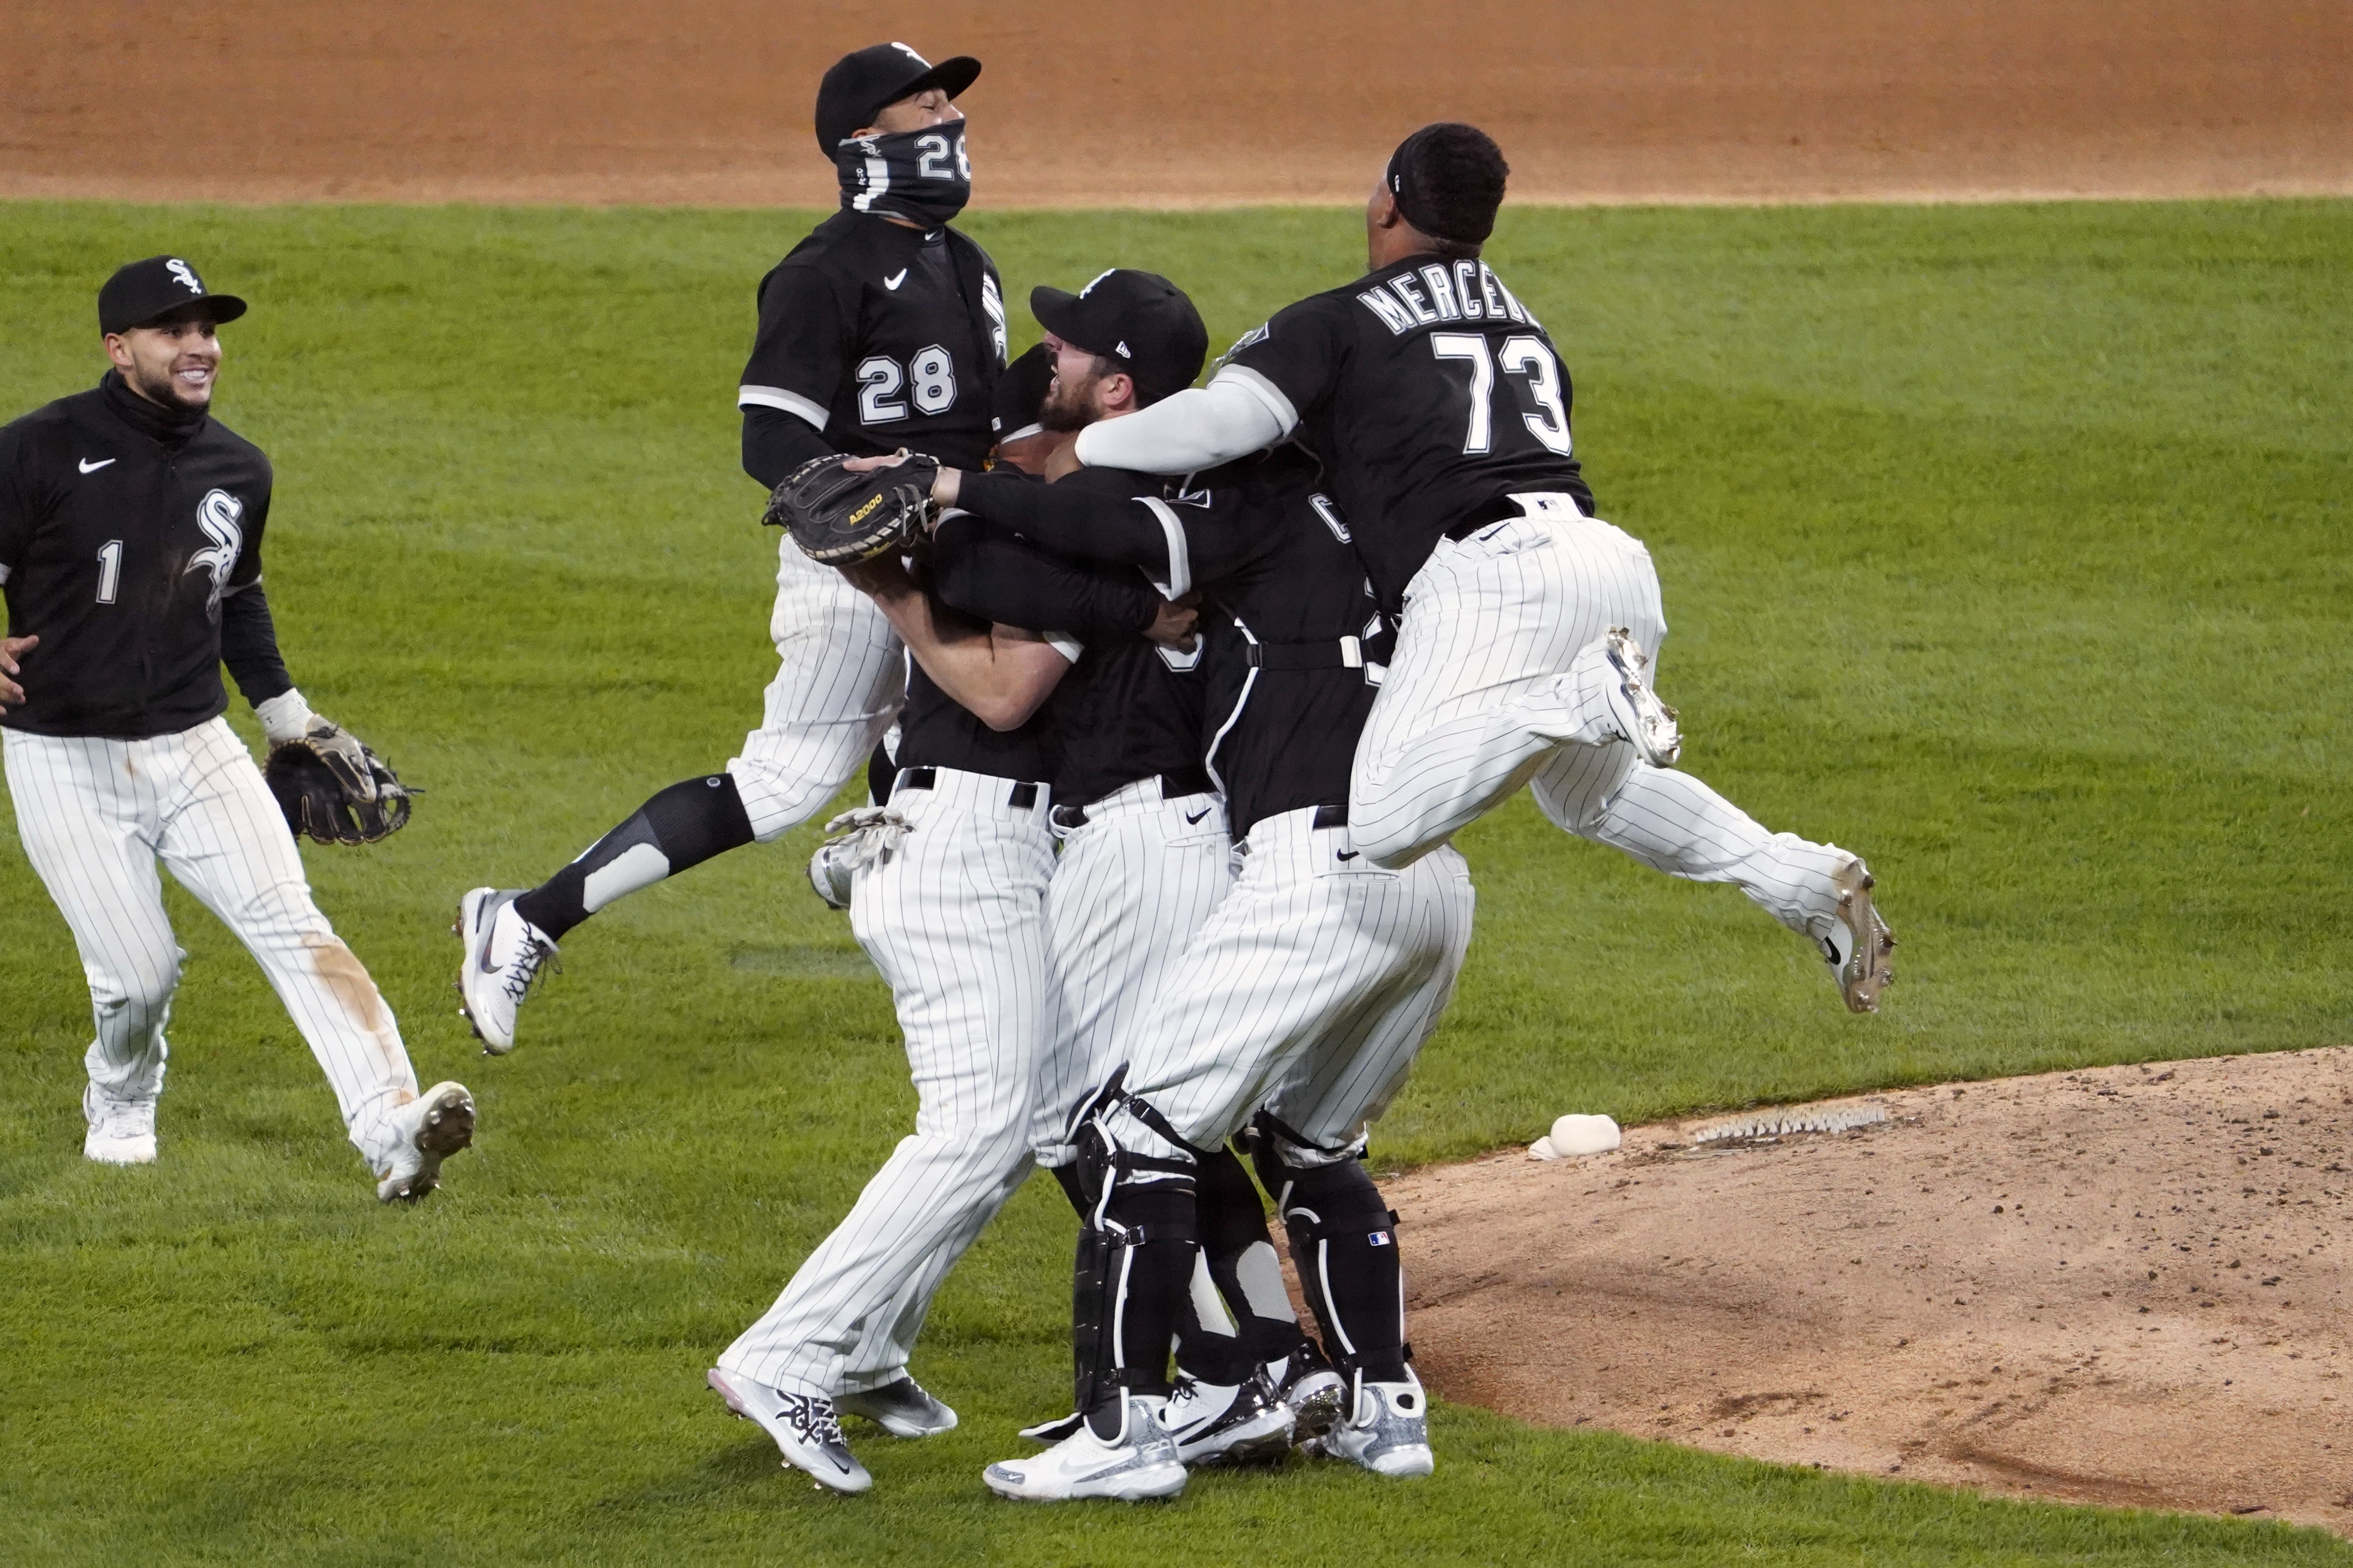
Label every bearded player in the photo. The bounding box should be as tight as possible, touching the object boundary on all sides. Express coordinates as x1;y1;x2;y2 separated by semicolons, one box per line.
455;42;1008;1051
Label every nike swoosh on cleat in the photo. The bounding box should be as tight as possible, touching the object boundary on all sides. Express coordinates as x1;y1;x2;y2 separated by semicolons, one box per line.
884;269;908;290
1336;850;1360;861
1184;807;1211;825
79;457;116;473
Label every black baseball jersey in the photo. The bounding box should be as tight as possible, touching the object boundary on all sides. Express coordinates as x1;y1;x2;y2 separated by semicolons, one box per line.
1;375;275;739
1220;251;1594;606
892;521;1162;787
738;211;1007;472
931;468;1204;809
957;445;1386;837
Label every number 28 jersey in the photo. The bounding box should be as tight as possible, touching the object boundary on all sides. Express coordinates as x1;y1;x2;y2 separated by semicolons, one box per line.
737;210;1008;471
1220;251;1593;607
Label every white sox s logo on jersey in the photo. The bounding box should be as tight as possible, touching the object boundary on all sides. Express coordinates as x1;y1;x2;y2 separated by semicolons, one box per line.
186;489;244;618
167;258;203;295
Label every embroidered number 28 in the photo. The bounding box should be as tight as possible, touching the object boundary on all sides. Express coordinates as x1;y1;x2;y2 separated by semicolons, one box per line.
1430;332;1573;456
857;346;958;424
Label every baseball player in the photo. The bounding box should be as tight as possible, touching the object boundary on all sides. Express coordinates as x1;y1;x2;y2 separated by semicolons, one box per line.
705;409;1183;1493
925;423;1475;1498
0;256;474;1202
1068;122;1897;1013
455;41;1009;1053
912;273;1313;1466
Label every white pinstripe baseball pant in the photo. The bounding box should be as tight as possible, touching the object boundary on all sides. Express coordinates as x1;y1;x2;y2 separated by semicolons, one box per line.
1103;807;1476;1167
1350;499;1855;943
717;765;1054;1396
1033;782;1233;1167
3;718;421;1169
726;539;905;842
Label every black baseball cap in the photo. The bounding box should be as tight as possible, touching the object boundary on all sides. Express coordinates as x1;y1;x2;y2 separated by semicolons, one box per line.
992;343;1056;444
815;42;981;154
99;255;247;336
1029;271;1208;407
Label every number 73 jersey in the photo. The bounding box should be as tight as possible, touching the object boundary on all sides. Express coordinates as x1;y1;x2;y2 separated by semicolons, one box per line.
1217;252;1594;608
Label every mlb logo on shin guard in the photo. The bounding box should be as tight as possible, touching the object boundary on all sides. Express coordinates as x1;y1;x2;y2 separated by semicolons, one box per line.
1369;1231;1392;1247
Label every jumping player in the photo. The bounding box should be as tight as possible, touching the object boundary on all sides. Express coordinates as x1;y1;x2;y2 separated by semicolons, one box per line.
455;41;1009;1051
0;256;475;1201
1068;123;1896;1013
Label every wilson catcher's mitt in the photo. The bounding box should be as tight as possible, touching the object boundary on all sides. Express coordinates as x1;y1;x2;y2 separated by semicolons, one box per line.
764;451;941;564
265;718;413;846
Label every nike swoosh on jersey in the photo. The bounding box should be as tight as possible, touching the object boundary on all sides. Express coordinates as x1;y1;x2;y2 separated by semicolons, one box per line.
79;457;116;473
884;269;908;290
1185;807;1211;825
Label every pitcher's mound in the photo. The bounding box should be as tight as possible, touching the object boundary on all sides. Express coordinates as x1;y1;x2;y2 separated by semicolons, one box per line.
1393;1049;2352;1534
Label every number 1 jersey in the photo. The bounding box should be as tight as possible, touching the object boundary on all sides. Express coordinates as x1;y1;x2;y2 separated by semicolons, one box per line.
1220;251;1593;607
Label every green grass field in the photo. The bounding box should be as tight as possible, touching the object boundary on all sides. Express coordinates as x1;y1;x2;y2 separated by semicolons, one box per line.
2;198;2347;1565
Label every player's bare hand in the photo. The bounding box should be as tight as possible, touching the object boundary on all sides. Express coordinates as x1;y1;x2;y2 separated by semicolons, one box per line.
1143;597;1198;651
840;454;910;474
0;634;36;710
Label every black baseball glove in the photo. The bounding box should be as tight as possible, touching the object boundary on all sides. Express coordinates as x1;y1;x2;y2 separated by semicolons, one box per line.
764;451;941;565
265;718;413;846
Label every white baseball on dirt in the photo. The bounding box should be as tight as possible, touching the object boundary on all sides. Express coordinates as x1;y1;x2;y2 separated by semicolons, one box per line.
1550;1113;1622;1156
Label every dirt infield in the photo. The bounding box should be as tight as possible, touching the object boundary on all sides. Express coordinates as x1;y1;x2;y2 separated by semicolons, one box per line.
4;2;2347;206
1390;1049;2353;1534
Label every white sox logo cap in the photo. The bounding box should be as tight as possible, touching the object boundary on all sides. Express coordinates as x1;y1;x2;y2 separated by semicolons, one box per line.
99;255;248;335
814;42;982;155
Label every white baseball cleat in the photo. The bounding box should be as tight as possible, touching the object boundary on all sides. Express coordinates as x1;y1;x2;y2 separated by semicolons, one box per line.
836;1376;957;1437
1305;1369;1434;1478
807;841;854;911
82;1082;158;1166
708;1367;872;1493
983;1394;1186;1502
454;887;556;1054
1600;628;1681;767
1163;1374;1295;1466
374;1081;476;1203
1823;858;1896;1013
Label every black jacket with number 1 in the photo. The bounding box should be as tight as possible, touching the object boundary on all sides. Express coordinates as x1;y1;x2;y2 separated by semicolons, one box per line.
0;372;292;740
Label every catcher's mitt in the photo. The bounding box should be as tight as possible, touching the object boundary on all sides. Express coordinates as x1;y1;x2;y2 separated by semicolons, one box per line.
763;451;940;565
265;718;413;846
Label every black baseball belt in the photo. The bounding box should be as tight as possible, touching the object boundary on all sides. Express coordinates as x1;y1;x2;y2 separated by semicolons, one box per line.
1049;767;1215;831
1245;635;1364;671
893;766;1043;811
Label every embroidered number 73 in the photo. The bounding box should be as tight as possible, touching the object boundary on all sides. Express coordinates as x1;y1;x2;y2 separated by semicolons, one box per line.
1430;332;1572;457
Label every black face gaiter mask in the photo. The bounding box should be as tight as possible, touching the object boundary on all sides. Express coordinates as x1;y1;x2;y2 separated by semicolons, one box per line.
836;122;972;228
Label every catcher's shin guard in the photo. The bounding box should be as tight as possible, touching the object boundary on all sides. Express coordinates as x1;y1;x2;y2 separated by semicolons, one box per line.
1070;1074;1202;1438
1252;1121;1410;1386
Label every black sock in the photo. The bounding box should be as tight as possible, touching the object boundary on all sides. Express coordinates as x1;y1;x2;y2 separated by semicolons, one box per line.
513;774;754;940
1190;1147;1312;1370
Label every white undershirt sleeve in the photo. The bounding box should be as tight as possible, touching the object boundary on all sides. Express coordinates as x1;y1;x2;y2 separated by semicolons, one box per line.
1072;373;1295;475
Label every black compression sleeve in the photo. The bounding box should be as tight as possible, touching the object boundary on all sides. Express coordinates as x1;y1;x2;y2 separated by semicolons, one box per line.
742;406;835;490
930;516;1158;639
955;470;1172;577
219;583;295;705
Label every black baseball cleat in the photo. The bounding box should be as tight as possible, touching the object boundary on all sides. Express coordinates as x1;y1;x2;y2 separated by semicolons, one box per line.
1163;1374;1295;1466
